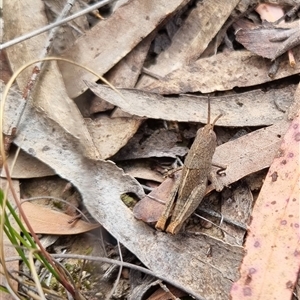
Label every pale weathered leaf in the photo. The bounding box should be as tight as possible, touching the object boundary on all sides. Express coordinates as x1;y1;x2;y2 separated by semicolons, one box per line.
231;113;300;300
59;0;190;98
141;49;300;94
3;0;99;159
85;116;142;159
120;160;165;183
86;81;295;126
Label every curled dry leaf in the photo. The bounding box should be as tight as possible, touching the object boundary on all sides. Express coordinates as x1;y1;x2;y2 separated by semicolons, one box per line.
86;81;295;127
231;113;300;300
235;26;295;60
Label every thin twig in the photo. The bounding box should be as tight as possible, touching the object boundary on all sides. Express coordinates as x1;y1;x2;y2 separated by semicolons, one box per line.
105;241;123;300
0;0;114;50
6;254;206;300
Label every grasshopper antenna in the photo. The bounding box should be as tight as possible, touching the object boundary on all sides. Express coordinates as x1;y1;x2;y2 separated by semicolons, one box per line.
208;95;222;127
207;96;211;125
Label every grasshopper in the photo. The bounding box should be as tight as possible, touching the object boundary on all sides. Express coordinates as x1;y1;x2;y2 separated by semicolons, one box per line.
155;100;225;234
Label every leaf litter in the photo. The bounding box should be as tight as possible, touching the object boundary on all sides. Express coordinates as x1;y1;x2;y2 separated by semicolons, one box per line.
1;0;300;299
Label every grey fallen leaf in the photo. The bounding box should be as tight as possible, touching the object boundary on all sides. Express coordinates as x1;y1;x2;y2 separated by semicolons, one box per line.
140;49;300;94
86;81;295;127
88;34;152;158
120;160;164;183
14;97;243;299
0;149;55;179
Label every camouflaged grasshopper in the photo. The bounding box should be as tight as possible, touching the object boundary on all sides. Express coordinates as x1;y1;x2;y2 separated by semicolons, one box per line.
156;100;225;234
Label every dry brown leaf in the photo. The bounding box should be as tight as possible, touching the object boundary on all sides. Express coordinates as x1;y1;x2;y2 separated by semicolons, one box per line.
21;201;100;235
138;0;240;89
231;113;300;300
59;0;190;98
235;27;291;59
141;49;300;94
133;171;181;224
147;285;186;300
86;81;295;126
